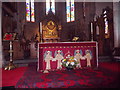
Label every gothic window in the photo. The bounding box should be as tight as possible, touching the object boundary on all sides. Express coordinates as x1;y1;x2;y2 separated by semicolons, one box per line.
66;0;75;22
103;10;108;34
46;0;55;14
104;17;108;34
103;10;109;38
26;0;35;22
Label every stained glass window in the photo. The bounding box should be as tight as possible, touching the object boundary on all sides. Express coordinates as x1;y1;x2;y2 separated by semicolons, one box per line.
46;0;50;14
103;10;108;34
104;18;108;34
26;0;35;22
46;0;55;14
66;0;70;22
66;0;75;22
51;0;55;14
26;0;30;21
31;0;35;22
70;0;75;22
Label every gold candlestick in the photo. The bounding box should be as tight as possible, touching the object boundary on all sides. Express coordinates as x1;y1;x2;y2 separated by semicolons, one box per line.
4;41;17;70
3;33;17;70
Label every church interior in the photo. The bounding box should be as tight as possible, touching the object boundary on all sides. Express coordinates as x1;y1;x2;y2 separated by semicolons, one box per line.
1;0;120;89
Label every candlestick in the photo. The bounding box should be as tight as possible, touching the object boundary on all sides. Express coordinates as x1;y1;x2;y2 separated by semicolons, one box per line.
91;22;93;41
10;41;12;61
96;25;99;35
40;22;42;34
91;22;93;34
3;33;17;70
40;22;43;42
83;0;86;18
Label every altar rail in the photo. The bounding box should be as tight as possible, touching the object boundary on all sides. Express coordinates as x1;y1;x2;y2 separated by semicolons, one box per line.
37;42;98;72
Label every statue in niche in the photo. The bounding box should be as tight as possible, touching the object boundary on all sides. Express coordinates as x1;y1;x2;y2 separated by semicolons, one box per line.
54;50;64;69
44;51;53;70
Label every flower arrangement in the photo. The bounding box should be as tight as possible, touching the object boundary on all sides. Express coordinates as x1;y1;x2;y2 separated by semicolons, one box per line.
62;56;78;69
3;33;16;41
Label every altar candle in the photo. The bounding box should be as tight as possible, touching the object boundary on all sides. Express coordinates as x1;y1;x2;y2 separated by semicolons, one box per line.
96;25;99;35
91;22;93;34
10;41;12;61
40;22;42;34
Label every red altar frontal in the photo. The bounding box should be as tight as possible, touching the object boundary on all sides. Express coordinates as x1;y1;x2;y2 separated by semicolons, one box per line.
37;42;98;72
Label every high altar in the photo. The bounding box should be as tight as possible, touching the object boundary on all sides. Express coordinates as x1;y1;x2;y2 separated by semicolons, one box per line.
37;9;98;72
37;41;98;72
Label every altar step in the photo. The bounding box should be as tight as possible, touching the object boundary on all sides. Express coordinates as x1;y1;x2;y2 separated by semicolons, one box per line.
14;56;112;67
4;58;37;67
4;56;114;68
98;56;112;62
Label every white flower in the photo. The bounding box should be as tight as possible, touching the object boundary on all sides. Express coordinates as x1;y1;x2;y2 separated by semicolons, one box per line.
71;62;75;65
66;62;70;66
67;62;70;65
66;63;68;66
74;58;77;61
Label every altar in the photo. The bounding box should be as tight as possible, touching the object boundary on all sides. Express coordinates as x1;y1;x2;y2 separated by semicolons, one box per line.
37;42;98;72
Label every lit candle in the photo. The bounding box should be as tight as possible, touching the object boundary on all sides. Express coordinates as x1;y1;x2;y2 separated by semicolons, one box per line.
96;25;99;35
10;41;12;61
10;41;12;50
83;0;86;17
40;22;42;34
91;22;93;34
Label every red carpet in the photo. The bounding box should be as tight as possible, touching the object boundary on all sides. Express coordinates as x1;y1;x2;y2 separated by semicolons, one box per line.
2;67;27;87
99;62;120;72
15;62;120;88
2;62;120;88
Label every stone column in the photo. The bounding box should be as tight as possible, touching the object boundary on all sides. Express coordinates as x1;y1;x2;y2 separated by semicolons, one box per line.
113;2;120;47
0;1;3;68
